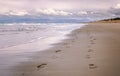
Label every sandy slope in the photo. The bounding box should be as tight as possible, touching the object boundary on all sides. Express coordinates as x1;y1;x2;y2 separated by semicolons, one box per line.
13;23;120;76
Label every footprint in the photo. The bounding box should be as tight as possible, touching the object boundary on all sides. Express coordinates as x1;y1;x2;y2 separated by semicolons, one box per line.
55;50;62;53
86;55;91;59
90;41;95;44
52;55;58;59
93;38;96;40
88;49;93;52
22;73;25;76
37;63;47;70
89;64;98;69
89;36;93;39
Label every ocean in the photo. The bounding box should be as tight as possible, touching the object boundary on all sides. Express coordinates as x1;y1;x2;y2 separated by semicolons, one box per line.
0;23;85;76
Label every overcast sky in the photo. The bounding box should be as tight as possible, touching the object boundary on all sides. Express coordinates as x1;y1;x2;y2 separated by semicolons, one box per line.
0;0;120;10
0;0;120;16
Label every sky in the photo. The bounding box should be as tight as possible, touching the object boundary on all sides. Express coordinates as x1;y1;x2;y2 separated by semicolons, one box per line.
0;0;120;19
0;0;120;10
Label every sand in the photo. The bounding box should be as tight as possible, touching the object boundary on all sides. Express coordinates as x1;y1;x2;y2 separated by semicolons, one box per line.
12;23;120;76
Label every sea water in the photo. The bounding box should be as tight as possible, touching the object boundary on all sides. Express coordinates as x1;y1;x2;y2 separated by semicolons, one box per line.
0;23;85;76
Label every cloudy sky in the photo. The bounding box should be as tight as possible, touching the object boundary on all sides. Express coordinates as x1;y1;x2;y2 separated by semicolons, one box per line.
0;0;120;18
0;0;120;10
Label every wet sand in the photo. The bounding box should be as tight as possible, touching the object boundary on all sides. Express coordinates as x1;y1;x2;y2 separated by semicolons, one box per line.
13;23;120;76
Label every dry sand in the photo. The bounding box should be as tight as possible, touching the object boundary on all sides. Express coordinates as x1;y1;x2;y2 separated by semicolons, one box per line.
13;23;120;76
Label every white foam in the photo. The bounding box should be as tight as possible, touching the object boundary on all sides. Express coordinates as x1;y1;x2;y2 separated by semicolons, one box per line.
0;23;86;52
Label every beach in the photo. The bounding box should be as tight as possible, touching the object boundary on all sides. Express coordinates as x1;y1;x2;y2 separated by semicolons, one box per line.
0;0;120;76
9;22;120;76
0;23;85;76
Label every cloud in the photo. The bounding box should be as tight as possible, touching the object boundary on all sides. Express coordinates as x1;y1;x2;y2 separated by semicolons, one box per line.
109;3;120;16
0;0;119;11
114;4;120;9
8;10;29;16
78;11;88;15
77;11;95;15
1;9;29;16
0;8;9;15
34;8;72;16
0;8;73;16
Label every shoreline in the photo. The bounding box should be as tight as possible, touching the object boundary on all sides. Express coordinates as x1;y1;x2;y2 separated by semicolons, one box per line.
9;23;120;76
